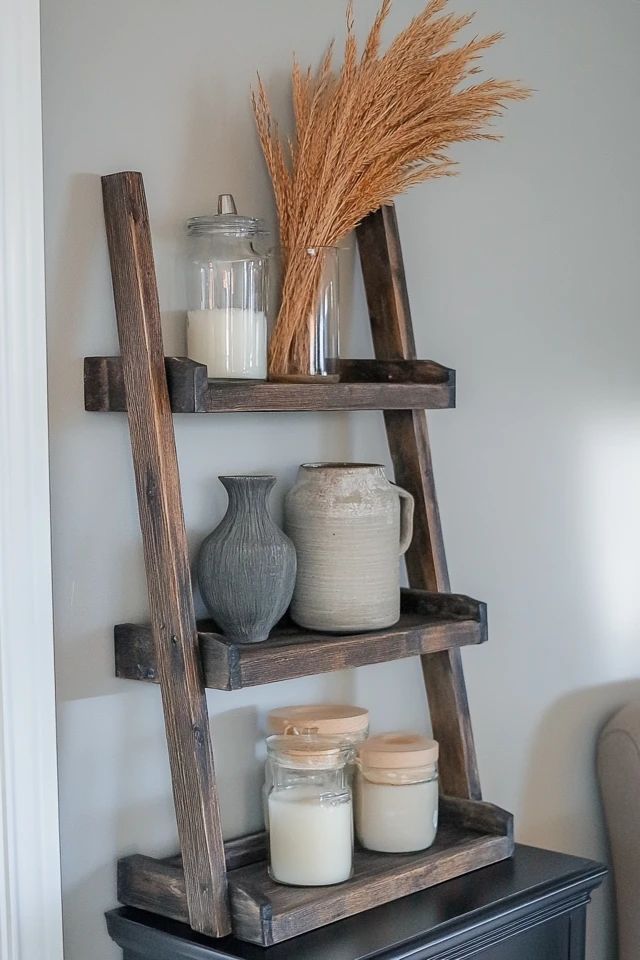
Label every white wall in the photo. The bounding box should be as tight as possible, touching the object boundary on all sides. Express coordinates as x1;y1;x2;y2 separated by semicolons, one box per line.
41;1;640;958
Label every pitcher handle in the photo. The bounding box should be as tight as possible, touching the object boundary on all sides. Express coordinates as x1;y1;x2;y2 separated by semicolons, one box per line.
392;483;415;555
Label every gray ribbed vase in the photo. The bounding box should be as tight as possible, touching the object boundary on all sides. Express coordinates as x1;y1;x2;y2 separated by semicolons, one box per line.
196;476;296;644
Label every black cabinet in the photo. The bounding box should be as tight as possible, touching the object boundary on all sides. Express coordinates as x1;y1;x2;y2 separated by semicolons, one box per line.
106;845;605;960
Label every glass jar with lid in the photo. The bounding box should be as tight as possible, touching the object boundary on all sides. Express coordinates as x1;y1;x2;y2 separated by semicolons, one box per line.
263;704;369;825
266;734;353;886
186;194;270;379
355;733;439;853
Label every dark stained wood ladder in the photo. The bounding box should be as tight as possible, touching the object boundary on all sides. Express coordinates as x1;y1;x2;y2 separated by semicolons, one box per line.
93;171;511;946
101;173;229;937
356;206;481;800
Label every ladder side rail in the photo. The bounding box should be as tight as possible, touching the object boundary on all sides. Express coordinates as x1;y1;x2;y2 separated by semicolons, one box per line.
356;204;482;800
102;171;230;935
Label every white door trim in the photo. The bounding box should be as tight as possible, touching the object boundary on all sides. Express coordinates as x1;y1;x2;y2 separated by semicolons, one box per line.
0;0;64;957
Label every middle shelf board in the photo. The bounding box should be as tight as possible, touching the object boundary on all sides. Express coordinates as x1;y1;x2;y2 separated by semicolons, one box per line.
84;356;455;413
115;590;487;691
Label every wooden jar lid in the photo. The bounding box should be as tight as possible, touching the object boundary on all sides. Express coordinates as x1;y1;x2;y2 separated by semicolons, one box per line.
267;704;369;737
266;734;352;770
358;732;439;769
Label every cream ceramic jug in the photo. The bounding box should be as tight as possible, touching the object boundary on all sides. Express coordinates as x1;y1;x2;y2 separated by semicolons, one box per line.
284;463;414;633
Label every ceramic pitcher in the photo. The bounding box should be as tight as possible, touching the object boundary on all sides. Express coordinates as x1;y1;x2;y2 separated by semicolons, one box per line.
284;463;414;633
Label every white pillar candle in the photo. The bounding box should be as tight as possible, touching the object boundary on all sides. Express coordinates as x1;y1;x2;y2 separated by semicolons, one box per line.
187;308;267;379
355;776;438;853
268;785;353;886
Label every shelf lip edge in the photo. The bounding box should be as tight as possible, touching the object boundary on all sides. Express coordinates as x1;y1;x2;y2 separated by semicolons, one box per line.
114;593;487;691
84;355;456;413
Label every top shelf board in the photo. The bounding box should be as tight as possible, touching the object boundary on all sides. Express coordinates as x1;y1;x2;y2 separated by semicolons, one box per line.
84;356;455;413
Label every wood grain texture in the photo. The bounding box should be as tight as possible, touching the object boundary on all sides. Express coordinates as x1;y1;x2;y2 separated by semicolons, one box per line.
84;356;455;412
118;832;268;923
117;798;514;946
101;172;229;936
356;204;481;801
118;856;188;925
114;589;487;691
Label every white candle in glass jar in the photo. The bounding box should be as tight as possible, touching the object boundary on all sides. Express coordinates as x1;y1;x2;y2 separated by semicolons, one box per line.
187;308;267;379
356;777;438;853
355;732;439;854
268;785;353;886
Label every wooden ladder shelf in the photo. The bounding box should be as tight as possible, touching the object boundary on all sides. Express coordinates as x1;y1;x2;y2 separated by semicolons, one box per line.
87;171;513;947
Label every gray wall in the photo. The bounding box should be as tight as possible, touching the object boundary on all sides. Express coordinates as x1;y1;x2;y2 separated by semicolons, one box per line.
42;1;640;957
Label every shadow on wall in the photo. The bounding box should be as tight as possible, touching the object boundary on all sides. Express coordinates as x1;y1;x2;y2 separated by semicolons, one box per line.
520;679;640;960
213;706;263;839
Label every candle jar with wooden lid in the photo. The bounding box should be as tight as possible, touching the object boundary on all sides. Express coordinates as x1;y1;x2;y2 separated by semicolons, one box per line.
267;704;369;742
263;705;368;828
355;733;439;854
266;735;354;887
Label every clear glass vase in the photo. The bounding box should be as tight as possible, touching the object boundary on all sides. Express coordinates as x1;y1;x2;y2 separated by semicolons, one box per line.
270;245;340;382
307;246;339;380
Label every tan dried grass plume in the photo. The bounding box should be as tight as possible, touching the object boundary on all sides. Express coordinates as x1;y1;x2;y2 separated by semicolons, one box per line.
253;0;529;379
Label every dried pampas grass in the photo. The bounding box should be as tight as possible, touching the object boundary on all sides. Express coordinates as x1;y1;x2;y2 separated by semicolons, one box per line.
253;0;529;379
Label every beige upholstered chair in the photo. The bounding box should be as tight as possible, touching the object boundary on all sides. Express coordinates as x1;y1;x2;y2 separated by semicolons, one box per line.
597;703;640;960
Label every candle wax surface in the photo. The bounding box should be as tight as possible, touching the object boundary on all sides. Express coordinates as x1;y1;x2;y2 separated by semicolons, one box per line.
187;308;267;379
355;776;438;853
268;785;353;886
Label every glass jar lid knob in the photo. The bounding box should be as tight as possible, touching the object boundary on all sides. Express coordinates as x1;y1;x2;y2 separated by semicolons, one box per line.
217;194;237;215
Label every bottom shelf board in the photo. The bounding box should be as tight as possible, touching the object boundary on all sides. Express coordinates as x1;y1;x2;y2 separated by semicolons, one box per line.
118;797;514;947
